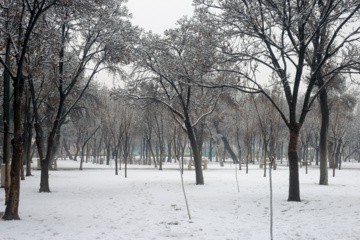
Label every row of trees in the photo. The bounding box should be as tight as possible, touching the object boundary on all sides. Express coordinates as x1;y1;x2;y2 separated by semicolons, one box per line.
1;0;359;220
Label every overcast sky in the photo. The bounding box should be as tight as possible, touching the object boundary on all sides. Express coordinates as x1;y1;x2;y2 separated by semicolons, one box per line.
126;0;195;34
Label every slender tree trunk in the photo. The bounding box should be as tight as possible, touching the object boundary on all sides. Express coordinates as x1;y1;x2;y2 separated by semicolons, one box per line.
124;136;129;178
115;151;118;175
305;139;309;174
246;144;249;174
319;87;329;185
334;140;341;169
280;142;284;164
24;123;33;177
167;141;172;162
106;144;111;165
80;144;85;170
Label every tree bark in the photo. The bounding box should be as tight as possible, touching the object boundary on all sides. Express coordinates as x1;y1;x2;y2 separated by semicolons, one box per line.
185;117;204;185
319;87;329;185
3;75;24;220
25;126;33;177
40;119;59;192
167;141;172;162
288;126;301;202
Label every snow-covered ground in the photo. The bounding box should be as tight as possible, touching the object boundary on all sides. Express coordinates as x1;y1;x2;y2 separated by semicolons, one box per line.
0;159;359;240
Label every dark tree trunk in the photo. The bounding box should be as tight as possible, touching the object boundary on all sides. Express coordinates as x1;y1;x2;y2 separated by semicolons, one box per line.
23;92;33;177
3;75;24;219
49;132;61;170
39;120;59;192
1;47;31;217
167;141;172;162
319;87;329;185
288;126;301;202
114;151;118;175
25;125;33;177
106;143;111;165
185;117;204;185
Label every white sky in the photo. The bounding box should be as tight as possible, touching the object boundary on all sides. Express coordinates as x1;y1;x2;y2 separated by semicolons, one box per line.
126;0;195;34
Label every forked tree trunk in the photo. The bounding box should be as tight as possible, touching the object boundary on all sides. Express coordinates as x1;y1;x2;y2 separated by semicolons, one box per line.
288;126;301;202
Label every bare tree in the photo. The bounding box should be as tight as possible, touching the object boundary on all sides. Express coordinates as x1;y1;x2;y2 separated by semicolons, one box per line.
118;18;221;184
194;0;360;201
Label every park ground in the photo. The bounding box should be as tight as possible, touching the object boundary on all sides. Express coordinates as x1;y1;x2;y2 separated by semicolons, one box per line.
0;158;359;240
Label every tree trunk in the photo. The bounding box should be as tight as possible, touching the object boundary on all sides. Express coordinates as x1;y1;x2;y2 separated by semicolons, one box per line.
213;120;239;164
115;151;118;175
167;141;172;162
334;140;341;169
63;138;73;160
318;84;329;185
80;144;85;170
288;126;301;202
3;76;24;220
24;123;33;177
280;142;284;164
74;132;81;161
106;144;111;165
185;118;204;185
148;140;158;168
39;120;59;192
49;132;61;170
23;93;33;177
